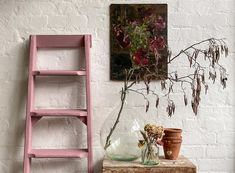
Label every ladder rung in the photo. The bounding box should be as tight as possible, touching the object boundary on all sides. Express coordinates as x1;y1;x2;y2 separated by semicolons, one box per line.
31;109;87;117
33;70;86;76
29;149;88;158
36;35;85;48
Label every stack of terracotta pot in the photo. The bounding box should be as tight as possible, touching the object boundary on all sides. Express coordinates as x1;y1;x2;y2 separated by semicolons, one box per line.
162;128;182;160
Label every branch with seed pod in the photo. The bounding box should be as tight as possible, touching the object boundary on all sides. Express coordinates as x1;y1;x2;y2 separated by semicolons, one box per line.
104;38;229;150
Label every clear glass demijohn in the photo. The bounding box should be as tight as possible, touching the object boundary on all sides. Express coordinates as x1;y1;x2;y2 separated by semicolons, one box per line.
100;93;145;161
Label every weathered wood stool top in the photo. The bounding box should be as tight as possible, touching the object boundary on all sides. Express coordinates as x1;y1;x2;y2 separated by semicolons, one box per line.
102;156;196;173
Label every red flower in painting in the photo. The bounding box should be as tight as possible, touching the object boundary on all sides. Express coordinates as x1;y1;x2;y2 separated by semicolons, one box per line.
113;24;130;48
155;16;166;31
149;36;166;53
132;48;149;66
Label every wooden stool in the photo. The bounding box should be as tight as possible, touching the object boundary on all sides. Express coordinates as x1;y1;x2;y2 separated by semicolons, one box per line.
102;156;196;173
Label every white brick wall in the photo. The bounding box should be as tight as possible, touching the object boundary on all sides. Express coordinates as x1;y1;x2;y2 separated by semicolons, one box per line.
0;0;234;172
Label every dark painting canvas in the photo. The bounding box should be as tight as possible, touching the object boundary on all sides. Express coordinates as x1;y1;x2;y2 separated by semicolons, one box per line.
110;4;168;80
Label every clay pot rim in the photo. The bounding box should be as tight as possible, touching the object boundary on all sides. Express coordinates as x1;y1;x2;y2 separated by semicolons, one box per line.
164;128;182;133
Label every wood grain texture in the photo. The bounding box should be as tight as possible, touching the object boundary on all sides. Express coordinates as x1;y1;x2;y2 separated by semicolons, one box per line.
102;156;196;173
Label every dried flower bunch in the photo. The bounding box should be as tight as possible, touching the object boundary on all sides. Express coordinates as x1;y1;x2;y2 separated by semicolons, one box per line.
138;124;164;148
138;124;164;165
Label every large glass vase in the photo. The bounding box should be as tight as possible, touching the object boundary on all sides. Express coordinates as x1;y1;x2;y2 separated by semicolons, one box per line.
100;94;145;161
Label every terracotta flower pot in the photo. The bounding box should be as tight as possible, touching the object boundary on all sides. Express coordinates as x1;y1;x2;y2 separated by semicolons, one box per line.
162;128;182;160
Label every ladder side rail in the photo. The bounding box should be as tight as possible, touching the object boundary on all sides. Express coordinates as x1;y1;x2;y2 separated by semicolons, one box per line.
85;35;93;173
24;35;37;173
23;35;93;173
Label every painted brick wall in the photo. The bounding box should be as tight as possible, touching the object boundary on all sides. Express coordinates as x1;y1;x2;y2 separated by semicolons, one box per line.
0;0;234;173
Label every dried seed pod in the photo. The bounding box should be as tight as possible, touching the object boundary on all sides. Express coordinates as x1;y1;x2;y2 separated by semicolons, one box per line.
144;80;150;95
225;46;229;57
167;105;172;117
192;88;196;97
175;73;178;81
213;72;216;83
189;55;193;67
215;47;220;62
191;100;198;115
221;45;224;53
172;102;175;114
146;100;149;112
191;101;194;111
221;77;227;89
212;58;215;68
147;84;149;94
194;103;198;115
205;84;208;94
194;69;198;79
195;93;200;104
184;94;188;106
166;105;169;115
204;50;208;60
223;79;227;88
209;71;212;79
155;96;159;108
169;85;173;93
209;71;216;83
196;77;201;91
166;100;175;117
168;49;172;62
201;72;205;84
220;75;223;85
161;80;166;90
194;49;199;60
208;46;213;55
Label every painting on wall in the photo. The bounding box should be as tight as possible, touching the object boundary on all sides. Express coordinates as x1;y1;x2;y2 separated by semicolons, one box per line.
110;4;168;80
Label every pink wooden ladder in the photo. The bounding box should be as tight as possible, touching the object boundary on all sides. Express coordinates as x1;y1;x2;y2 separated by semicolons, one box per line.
23;35;93;173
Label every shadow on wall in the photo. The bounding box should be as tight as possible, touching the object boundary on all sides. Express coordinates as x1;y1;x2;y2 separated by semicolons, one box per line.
94;159;103;173
3;39;29;173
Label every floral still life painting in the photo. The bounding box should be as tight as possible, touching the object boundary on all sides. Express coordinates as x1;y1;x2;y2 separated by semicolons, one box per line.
110;4;168;80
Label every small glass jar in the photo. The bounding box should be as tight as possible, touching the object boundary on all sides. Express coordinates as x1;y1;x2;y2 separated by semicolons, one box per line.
141;143;159;165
